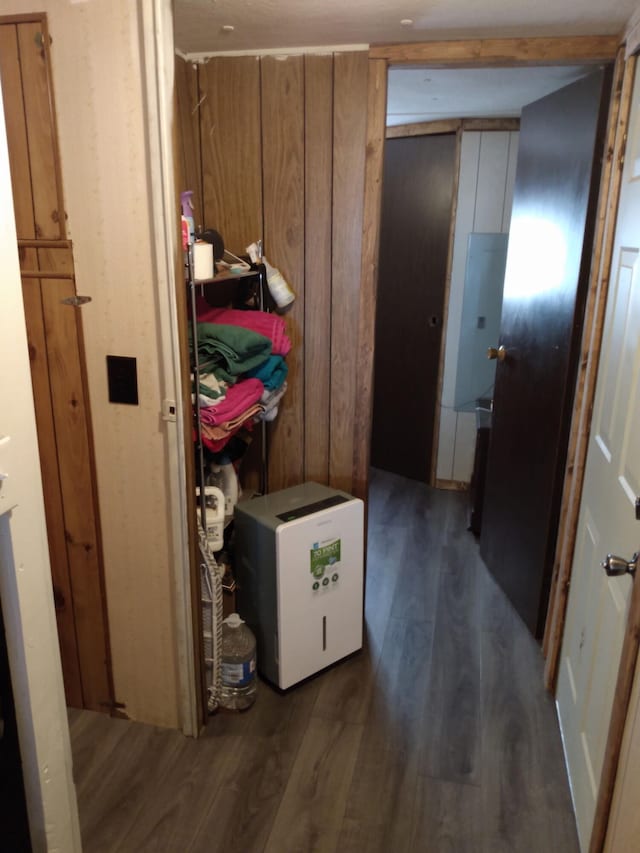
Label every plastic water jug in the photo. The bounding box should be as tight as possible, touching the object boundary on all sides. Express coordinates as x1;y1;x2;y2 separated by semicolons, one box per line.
219;613;257;711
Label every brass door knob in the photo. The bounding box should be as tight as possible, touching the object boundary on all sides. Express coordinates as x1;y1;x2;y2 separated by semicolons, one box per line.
487;345;507;362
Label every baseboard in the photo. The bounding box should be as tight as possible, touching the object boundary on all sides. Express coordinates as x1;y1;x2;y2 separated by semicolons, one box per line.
435;478;469;492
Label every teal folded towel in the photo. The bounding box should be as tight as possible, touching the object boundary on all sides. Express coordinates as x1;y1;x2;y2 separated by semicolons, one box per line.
244;355;288;390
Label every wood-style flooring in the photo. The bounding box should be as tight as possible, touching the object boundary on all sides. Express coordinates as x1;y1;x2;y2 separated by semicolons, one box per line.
69;468;579;852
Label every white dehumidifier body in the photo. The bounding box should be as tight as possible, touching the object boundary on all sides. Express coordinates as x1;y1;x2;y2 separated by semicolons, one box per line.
234;482;364;689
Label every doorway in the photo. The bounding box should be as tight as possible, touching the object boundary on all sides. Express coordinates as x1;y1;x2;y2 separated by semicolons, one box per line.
370;131;456;482
371;63;604;498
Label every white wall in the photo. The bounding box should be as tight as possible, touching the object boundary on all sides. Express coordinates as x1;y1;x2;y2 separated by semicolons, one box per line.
0;0;183;728
0;84;80;852
437;130;519;484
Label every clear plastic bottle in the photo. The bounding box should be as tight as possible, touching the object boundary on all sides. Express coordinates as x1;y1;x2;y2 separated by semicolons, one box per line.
219;613;257;711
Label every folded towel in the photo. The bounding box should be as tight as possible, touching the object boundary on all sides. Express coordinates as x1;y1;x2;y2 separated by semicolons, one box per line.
202;403;264;439
191;323;272;384
196;300;292;357
258;382;287;422
244;355;288;391
201;418;257;453
199;378;264;427
200;373;227;400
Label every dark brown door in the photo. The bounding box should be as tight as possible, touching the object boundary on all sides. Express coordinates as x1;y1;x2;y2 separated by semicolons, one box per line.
480;70;611;638
371;133;456;482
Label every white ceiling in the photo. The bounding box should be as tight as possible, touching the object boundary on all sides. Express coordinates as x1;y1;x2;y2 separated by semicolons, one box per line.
174;0;635;56
174;2;627;124
386;65;598;125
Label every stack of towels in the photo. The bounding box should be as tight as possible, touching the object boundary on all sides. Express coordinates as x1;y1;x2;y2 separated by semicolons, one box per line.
192;301;291;453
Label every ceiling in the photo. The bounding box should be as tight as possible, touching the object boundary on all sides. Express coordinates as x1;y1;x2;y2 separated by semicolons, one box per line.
174;1;628;123
174;0;634;56
386;65;598;125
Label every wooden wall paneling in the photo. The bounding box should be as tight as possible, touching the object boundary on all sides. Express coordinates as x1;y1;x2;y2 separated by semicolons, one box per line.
199;57;262;253
370;36;620;66
261;55;305;492
39;247;113;712
543;49;631;686
175;56;203;231
330;51;369;494
20;276;83;708
352;58;388;501
0;24;35;239
304;54;334;485
17;21;65;239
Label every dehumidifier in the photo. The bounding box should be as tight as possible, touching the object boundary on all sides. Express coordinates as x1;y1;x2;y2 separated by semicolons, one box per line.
234;482;364;689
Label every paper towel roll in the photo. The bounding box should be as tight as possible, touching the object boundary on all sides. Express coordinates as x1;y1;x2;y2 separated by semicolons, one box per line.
193;240;214;280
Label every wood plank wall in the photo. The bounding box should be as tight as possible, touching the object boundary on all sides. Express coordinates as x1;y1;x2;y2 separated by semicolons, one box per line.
177;51;370;496
175;56;203;231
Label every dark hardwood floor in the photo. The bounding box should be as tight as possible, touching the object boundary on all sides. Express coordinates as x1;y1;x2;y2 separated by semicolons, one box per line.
69;468;579;852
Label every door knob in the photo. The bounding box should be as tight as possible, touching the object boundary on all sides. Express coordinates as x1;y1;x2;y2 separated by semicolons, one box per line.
601;552;638;578
487;345;507;362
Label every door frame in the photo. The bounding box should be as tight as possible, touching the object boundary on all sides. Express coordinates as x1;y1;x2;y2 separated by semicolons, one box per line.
354;35;620;503
354;33;634;852
139;0;200;736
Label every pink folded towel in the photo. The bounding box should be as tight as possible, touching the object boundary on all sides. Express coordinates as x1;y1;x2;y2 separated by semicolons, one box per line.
199;378;264;426
196;298;291;357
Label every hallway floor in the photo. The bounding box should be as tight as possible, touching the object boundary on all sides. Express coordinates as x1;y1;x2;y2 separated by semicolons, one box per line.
69;468;579;852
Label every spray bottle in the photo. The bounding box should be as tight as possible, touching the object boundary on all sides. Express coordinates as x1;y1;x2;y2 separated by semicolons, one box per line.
181;190;196;247
264;259;295;311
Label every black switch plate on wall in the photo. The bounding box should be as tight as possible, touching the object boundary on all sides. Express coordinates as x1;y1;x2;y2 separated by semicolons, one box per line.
106;355;139;405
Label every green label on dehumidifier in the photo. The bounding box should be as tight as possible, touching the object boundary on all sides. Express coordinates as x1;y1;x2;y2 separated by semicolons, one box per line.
310;539;341;578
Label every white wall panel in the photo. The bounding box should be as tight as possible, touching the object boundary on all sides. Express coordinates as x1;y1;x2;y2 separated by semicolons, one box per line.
437;129;519;484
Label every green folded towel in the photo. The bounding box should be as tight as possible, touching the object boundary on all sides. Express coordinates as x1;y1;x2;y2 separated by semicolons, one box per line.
190;322;272;384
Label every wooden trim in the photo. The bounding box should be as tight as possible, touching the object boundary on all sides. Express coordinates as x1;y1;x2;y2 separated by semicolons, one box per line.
18;239;72;249
20;270;75;280
0;13;44;25
171;45;205;730
462;117;521;132
543;49;633;686
370;35;620;66
435;478;469;492
386;117;520;138
387;119;461;138
590;574;640;853
429;127;462;487
351;58;387;501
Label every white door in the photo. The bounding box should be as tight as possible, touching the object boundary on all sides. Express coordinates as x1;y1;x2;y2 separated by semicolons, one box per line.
556;60;640;852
